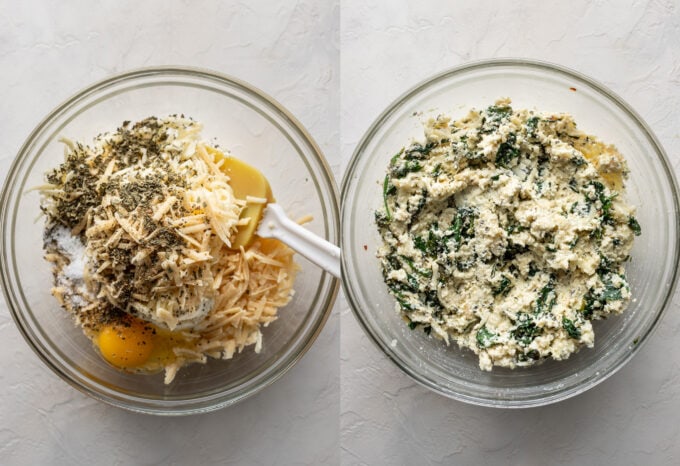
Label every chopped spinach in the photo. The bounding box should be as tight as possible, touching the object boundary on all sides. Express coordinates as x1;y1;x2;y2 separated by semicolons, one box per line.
455;256;476;271
535;278;556;315
506;223;526;235
590;226;603;241
571;155;587;167
537;146;550;165
406;141;437;159
423;289;443;311
580;289;598;320
389;148;404;166
628;215;641;236
413;235;428;254
407;190;428;225
495;132;519;168
414;226;448;257
400;254;432;278
586;180;617;226
382;254;417;310
528;262;540;277
568;178;579;192
535;179;544;194
580;276;625;320
502;242;528;262
568;236;579;250
486;104;513;120
493;275;513;296
512;313;542;346
525;116;540;137
385;253;402;272
596;255;614;277
562;317;581;339
601;280;623;301
381;175;395;221
450;207;477;246
517;349;541;363
596;258;626;301
406;273;419;292
476;325;497;348
600;193;617;225
571;200;591;216
390;159;422;178
464;150;487;164
374;211;390;229
395;293;413;311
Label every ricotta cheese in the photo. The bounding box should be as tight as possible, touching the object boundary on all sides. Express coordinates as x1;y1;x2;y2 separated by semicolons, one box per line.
376;99;641;370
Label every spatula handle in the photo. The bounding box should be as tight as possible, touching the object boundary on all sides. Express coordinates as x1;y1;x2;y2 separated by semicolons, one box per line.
259;204;341;278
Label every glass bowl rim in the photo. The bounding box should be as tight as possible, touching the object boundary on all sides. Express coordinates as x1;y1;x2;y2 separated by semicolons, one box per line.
0;65;340;415
340;57;680;408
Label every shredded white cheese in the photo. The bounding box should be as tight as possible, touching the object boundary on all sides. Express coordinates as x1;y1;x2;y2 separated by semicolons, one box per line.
41;116;298;383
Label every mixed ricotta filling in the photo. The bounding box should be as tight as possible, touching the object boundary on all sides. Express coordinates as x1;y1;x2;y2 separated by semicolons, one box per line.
376;99;641;370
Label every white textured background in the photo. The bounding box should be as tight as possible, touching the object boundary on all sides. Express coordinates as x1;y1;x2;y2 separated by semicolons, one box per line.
0;1;339;465
3;1;680;465
340;1;680;465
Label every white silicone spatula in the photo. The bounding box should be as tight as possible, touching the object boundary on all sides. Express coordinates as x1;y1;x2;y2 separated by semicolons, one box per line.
257;203;340;278
220;154;341;278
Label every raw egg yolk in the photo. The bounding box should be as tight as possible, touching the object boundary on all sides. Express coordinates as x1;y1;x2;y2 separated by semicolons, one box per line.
97;319;155;368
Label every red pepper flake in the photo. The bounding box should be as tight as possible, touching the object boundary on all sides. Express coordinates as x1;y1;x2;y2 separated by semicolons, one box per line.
569;87;577;92
363;245;368;251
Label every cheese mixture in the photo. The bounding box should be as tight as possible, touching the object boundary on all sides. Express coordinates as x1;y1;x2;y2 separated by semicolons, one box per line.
40;116;297;383
376;99;641;370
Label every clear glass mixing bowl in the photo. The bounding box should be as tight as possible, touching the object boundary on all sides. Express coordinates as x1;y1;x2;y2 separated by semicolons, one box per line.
0;67;339;415
341;59;680;407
